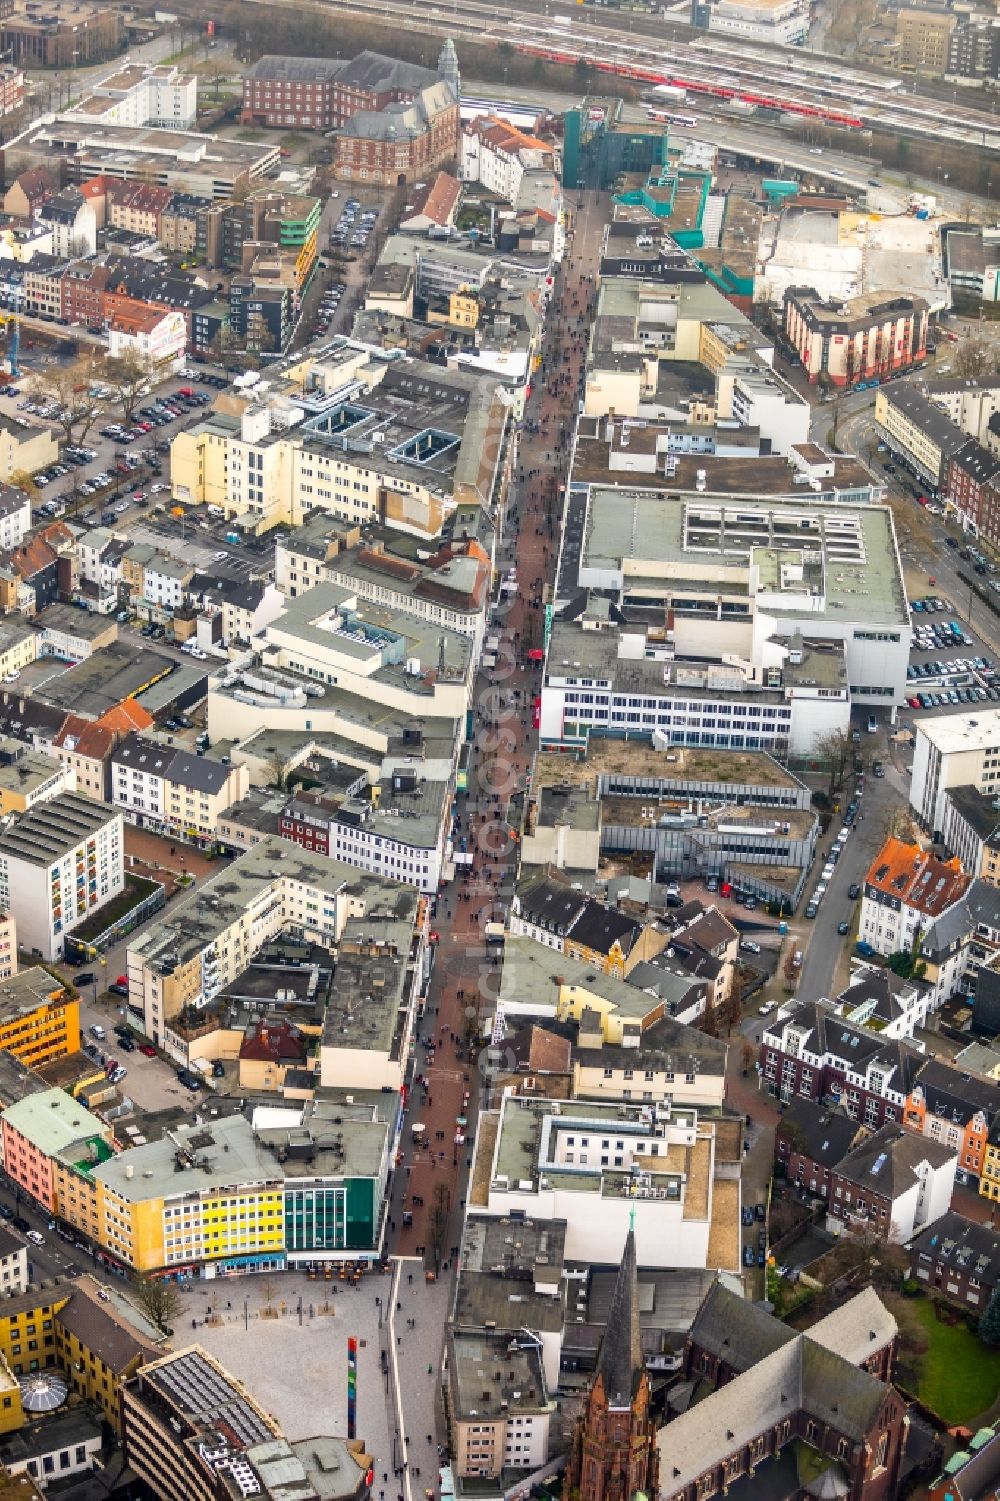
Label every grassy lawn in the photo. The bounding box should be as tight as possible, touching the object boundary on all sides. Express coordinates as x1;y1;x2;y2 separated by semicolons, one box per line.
72;875;160;943
908;1297;1000;1425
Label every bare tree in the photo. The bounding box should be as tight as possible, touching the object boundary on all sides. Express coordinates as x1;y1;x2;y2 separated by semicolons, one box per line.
953;336;998;381
104;347;156;425
27;357;105;448
879;804;915;844
814;728;851;800
132;1272;182;1334
427;1181;451;1260
266;749;292;791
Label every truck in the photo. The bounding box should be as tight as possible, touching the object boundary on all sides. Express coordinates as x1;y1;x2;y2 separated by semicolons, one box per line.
646;84;687;103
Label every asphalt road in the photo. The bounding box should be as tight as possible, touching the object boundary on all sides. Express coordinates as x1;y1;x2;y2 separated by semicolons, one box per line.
793;753;905;1006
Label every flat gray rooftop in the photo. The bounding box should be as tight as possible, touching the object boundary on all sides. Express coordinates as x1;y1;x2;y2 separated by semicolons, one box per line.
579;488;907;627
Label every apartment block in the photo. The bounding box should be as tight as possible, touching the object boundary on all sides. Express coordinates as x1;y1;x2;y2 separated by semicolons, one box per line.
859;834;970;961
0;794;124;961
0;969;78;1070
895;6;955;71
759;1001;925;1124
783;289;929;388
126;836;420;1047
910;707;1000;834
0;1089;112;1215
111;734;250;845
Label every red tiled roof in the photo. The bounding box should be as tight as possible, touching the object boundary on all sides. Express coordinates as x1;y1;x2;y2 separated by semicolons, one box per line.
7;533;56;580
54;713;117;761
865;835;970;917
11;166;57;204
472;115;551;156
97;701;154;734
408;171;461;227
240;1020;307;1063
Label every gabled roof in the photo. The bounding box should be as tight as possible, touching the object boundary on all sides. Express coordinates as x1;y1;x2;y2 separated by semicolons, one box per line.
675;905;738;956
777;1096;864;1169
833;1123;956;1200
923;877;1000;956
500;1023;573;1076
53;713;117;763
516;875;588;933
661;1291;897;1489
10;166;57;205
404;171;461;228
865;834;970;918
910;1209;1000;1285
567;900;641;959
55;1274;160;1374
239;1019;307;1064
97;700;154;735
768;1001;925;1094
910;1055;1000;1125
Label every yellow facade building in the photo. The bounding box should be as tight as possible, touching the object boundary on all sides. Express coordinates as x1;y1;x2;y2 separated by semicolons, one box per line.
0;970;78;1068
53;1275;161;1433
91;1115;287;1275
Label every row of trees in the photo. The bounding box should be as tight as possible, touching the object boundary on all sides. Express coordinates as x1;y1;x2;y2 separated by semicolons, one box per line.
15;346;161;455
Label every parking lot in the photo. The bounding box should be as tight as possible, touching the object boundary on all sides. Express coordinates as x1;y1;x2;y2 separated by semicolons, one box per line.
126;518;267;582
2;369;226;530
904;590;1000;718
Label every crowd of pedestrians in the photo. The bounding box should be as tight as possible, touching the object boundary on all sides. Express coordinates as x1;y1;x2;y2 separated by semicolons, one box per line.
379;197;606;1500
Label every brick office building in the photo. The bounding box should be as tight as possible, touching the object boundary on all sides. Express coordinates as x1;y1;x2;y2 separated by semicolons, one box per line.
242;49;441;131
332;80;460;187
944;436;1000;535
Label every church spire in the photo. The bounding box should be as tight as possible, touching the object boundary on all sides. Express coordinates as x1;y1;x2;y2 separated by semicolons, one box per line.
563;1224;659;1501
595;1225;643;1409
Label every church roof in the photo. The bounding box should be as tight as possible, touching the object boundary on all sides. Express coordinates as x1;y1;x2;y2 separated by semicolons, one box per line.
596;1226;643;1408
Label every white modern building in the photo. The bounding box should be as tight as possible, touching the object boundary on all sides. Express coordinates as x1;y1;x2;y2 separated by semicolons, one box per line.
77;527;126;595
910;707;1000;835
474;1092;738;1269
68;63;198;131
0;487;31;552
142;556;192;610
0;794;125;960
108;308;187;371
541;488;910;754
707;0;808;44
